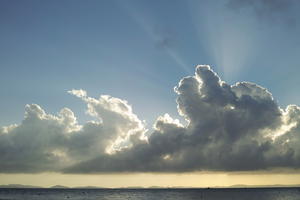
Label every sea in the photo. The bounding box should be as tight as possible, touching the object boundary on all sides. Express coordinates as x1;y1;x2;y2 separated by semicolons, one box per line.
0;188;299;200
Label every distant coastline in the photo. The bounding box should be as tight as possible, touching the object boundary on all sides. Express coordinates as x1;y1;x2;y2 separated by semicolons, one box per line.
1;184;300;189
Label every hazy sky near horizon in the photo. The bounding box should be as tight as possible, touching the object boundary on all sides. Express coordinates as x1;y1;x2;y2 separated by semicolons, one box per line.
1;0;300;186
1;172;300;188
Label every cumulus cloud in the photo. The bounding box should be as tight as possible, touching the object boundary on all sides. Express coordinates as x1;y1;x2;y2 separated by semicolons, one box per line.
1;65;300;173
0;91;146;173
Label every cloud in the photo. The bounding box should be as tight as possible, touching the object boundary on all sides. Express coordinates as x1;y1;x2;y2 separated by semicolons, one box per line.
227;0;293;11
68;89;87;98
226;0;297;26
153;27;175;50
1;65;300;173
0;92;146;173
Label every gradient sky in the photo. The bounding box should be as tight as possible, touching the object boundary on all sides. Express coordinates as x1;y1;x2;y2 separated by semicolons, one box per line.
1;0;300;127
1;0;300;187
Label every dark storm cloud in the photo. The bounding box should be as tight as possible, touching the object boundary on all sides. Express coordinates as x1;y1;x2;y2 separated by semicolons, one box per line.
1;66;300;173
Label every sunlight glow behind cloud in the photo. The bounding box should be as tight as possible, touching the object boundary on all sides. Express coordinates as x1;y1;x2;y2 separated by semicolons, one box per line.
1;65;300;173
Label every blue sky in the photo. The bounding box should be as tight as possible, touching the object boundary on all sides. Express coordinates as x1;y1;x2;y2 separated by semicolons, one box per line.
1;0;300;127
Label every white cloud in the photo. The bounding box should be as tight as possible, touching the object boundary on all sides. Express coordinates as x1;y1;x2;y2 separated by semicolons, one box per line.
68;89;87;98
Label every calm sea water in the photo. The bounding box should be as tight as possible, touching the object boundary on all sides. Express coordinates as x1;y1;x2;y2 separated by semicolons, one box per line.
0;188;299;200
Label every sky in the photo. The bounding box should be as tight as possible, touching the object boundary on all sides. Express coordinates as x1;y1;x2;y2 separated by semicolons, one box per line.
1;0;300;187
